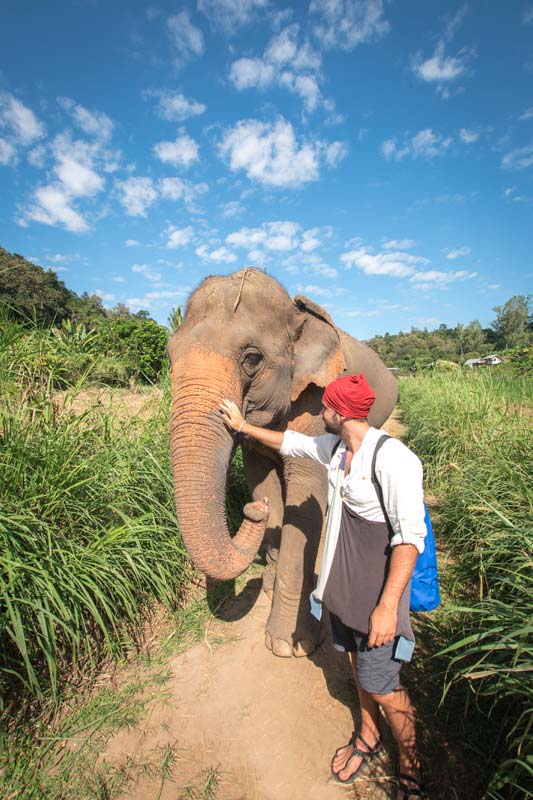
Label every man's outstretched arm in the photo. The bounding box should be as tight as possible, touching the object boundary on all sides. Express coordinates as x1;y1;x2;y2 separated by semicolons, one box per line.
219;399;284;451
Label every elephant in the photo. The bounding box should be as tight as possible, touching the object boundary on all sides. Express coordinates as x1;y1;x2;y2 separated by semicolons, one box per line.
168;268;398;658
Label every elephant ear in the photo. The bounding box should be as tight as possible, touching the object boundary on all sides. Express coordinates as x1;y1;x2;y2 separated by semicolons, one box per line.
290;295;347;402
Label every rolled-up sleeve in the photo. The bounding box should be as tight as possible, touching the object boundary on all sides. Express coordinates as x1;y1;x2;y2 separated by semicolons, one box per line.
376;441;427;554
280;430;339;466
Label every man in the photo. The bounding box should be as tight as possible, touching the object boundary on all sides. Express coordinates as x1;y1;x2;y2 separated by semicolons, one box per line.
219;374;428;800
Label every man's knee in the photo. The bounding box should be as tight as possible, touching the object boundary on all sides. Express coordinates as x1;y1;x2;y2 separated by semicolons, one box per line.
368;686;404;705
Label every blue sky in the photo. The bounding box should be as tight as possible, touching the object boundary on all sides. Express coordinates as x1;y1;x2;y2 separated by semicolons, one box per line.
1;0;532;338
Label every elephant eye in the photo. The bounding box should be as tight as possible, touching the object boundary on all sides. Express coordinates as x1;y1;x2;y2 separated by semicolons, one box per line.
241;348;264;377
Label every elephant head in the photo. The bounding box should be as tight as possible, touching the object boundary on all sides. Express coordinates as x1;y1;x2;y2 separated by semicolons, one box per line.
167;269;347;581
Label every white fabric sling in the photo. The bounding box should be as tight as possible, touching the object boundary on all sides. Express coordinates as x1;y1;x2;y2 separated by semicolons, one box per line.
309;442;346;621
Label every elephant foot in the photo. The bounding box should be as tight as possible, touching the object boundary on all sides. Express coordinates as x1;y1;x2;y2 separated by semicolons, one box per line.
265;630;293;658
264;617;321;658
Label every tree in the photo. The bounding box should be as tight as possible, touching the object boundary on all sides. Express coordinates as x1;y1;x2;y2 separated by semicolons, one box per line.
168;305;183;333
69;292;107;325
0;247;75;325
464;320;484;355
97;317;168;383
492;295;532;349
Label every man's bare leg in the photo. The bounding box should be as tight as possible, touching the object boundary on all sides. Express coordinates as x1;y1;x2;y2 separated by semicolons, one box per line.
331;652;382;781
370;686;422;799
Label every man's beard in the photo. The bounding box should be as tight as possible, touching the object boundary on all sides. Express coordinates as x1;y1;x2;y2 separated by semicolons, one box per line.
324;419;341;434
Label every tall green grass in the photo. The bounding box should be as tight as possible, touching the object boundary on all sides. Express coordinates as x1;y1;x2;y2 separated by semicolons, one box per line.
0;377;192;704
400;370;532;799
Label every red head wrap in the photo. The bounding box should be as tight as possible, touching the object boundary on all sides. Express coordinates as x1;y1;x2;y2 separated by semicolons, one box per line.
322;374;376;419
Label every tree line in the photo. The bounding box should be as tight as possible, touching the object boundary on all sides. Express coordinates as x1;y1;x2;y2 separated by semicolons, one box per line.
0;246;170;386
366;295;531;370
1;245;531;381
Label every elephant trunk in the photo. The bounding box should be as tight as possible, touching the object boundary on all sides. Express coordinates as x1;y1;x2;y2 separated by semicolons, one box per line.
170;348;268;581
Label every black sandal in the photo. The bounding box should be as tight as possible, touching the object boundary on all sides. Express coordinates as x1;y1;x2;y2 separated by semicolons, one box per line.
331;730;383;785
398;772;429;799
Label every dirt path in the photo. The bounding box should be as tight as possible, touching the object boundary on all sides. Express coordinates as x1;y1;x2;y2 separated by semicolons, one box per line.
98;409;410;800
102;584;398;800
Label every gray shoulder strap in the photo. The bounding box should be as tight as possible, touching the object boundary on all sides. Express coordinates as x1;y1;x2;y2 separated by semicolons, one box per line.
370;434;391;519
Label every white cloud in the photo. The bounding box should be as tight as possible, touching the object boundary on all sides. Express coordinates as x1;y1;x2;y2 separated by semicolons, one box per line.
503;186;528;203
21;185;89;233
519;107;533;121
165;225;194;249
410;269;476;290
226;221;304;253
219;118;346;187
446;246;470;259
167;10;205;68
345;309;381;318
341;241;477;289
126;289;189;312
412;41;470;84
95;289;116;301
383;239;416;251
58;97;114;141
196;244;237;263
54;154;104;197
158;177;187;200
324;140;349;167
144;89;206;121
282;247;339;279
229;25;325;113
501;144;533;170
117;177;158;216
381;129;452;161
27;144;47;167
301;229;321;252
154;134;199;168
341;247;428;277
132;263;161;282
296;284;332;298
198;0;267;32
113;276;126;283
0;137;17;165
230;58;276;90
309;0;390;51
158;177;208;210
220;200;245;219
125;239;139;247
37;131;119;218
459;127;479;143
0;92;44;145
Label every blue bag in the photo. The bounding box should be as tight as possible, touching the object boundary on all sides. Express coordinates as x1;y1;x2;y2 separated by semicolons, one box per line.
371;434;441;613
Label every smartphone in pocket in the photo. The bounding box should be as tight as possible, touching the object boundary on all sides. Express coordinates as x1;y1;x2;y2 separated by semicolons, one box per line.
393;635;415;662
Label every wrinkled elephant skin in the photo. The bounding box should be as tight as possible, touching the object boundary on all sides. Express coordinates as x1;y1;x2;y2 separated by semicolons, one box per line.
168;270;397;658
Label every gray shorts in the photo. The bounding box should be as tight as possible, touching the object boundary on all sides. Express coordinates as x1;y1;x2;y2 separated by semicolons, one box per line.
330;612;404;695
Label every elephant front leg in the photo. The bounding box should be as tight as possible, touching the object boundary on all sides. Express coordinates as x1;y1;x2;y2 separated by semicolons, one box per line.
242;445;284;601
266;457;328;658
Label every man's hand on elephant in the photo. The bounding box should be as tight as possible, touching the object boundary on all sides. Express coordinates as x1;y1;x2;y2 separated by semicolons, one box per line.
219;398;245;432
367;601;397;648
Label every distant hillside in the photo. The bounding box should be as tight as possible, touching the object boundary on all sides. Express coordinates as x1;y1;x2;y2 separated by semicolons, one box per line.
0;247;76;325
0;246;150;326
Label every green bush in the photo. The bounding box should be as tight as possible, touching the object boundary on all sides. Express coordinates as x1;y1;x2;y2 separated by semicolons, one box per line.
95;318;169;384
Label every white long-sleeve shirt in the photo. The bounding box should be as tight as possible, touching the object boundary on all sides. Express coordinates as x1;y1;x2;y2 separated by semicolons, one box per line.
279;426;427;553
